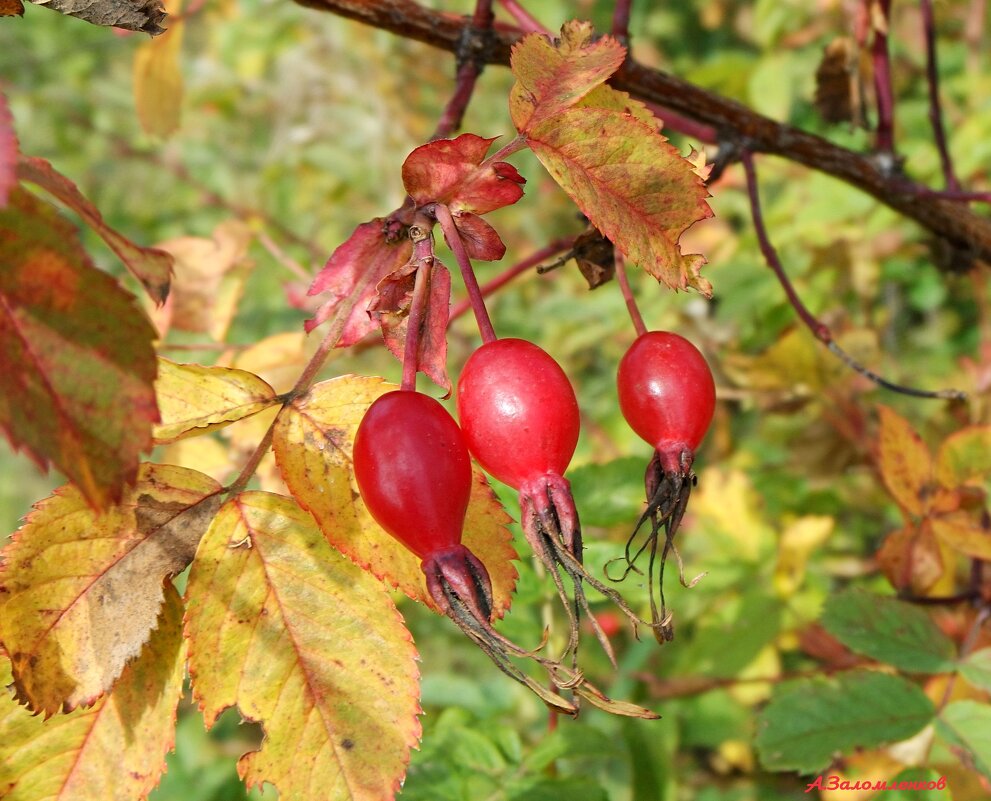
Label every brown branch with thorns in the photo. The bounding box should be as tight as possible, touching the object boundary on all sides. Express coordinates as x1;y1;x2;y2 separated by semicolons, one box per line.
291;0;991;266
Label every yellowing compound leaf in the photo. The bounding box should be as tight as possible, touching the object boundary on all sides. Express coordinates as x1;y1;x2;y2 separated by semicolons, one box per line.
931;512;991;561
524;107;712;294
155;220;253;339
575;83;658;127
510;21;627;133
0;463;221;714
0;586;186;801
134;17;184;138
25;0;166;34
936;426;991;490
154;358;278;443
0;188;159;508
272;375;517;616
877;406;933;518
184;492;420;801
17;157;173;305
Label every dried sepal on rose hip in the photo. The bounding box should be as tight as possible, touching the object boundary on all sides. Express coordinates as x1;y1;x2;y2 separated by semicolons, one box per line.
457;338;648;664
613;331;715;642
353;388;657;719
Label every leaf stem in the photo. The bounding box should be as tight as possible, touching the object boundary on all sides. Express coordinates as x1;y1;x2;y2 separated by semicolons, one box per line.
613;250;647;337
741;150;965;401
434;203;497;343
449;236;575;322
483;135;527;165
224;256;382;496
920;0;961;191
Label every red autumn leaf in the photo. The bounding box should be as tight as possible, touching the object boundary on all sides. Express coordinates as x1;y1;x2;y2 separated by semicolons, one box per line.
401;133;525;215
509;21;627;133
369;260;452;392
447;212;507;261
0;91;16;207
16;156;173;305
305;219;414;344
0;188;159;508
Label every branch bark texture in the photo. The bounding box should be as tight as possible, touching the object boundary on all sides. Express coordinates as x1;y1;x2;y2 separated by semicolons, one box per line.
292;0;991;265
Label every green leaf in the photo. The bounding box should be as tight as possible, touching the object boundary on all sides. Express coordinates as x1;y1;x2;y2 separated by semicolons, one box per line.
936;425;991;489
524;725;621;772
567;457;645;527
507;777;610;801
936;700;991;779
755;670;935;773
959;648;991;693
820;587;956;672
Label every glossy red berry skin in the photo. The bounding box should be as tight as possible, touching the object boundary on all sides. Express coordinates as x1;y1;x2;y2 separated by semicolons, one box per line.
617;331;715;455
353;390;472;560
457;338;580;490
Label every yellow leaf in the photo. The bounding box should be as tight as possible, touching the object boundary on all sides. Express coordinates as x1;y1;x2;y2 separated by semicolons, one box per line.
184;493;420;801
0;586;186;800
0;463;221;714
936;425;991;489
773;515;834;597
272;375;517;616
153;358;279;443
158;435;236;484
231;331;313;393
691;467;773;563
133;19;184;138
877;406;933;518
931;511;991;560
156;220;254;339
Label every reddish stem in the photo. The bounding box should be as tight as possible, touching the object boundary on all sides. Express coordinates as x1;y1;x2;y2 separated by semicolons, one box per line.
434;203;497;343
483;135;527;165
920;0;961;191
432;0;495;139
871;0;896;154
907;188;991;204
614;251;647;337
741;150;964;400
644;101;718;145
450;236;575;321
496;0;547;34
402;229;437;390
611;0;632;41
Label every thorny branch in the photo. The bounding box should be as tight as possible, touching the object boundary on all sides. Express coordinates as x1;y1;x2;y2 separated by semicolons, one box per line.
290;0;991;266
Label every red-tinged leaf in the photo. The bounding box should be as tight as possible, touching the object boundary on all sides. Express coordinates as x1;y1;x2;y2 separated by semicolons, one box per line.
876;523;944;594
370;260;452;392
305;219;413;343
509;21;627;134
448;212;506;261
524;106;713;294
401;133;525;215
877;406;933;518
0;189;159;509
0;0;25;16
17;156;173;304
0;91;16;207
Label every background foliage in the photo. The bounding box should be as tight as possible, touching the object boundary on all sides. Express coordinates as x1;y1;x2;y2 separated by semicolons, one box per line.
2;0;990;799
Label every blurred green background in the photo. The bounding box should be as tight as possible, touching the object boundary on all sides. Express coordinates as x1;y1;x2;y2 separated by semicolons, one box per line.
2;0;989;798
